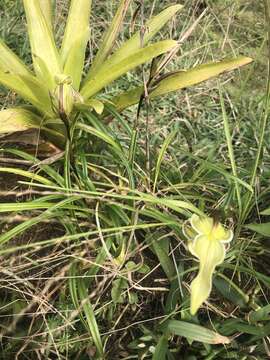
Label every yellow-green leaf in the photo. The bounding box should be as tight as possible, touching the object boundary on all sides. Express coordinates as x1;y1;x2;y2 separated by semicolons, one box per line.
0;108;64;146
75;99;104;114
84;4;182;86
103;4;183;68
23;0;61;89
0;108;43;134
111;56;253;112
81;40;177;99
0;39;33;77
38;0;53;30
86;0;131;78
150;56;253;98
61;0;92;90
0;71;52;115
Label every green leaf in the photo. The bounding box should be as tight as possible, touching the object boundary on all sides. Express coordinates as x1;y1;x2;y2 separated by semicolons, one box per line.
0;39;33;77
167;320;230;344
111;278;128;304
213;276;249;308
0;108;64;146
153;130;176;192
0;108;43;134
89;0;131;75
249;304;270;323
61;0;92;90
77;122;122;151
23;0;61;88
151;57;252;97
150;237;175;281
246;223;270;237
81;40;178;99
0;202;54;213
152;335;168;360
77;278;103;356
260;207;270;215
111;56;253;112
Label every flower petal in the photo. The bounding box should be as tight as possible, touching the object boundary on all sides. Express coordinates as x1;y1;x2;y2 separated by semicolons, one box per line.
190;214;213;235
189;234;226;314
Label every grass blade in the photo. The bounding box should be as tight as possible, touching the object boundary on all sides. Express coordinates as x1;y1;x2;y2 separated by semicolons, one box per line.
219;86;242;214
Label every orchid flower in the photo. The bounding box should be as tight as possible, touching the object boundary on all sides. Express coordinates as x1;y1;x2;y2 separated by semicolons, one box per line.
183;214;233;315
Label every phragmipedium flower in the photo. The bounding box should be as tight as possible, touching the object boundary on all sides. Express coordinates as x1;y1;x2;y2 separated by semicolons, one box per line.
183;214;233;315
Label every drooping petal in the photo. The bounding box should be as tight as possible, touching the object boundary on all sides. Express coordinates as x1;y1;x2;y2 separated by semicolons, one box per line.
189;235;226;315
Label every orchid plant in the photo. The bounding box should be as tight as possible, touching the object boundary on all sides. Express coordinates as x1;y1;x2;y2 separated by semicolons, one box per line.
0;0;252;149
183;214;233;315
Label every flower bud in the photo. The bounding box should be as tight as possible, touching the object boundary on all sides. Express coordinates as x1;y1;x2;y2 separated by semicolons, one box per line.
52;75;75;118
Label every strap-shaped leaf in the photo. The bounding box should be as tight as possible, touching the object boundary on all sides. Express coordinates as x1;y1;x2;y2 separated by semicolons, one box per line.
23;0;61;88
81;40;177;99
0;71;52;115
86;0;131;77
38;0;53;30
0;108;43;133
0;108;65;147
75;99;105;114
0;39;33;77
167;320;230;344
84;4;182;85
61;0;92;90
111;56;253;111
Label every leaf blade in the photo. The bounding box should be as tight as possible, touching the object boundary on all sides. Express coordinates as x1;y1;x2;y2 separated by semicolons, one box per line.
167;320;230;344
81;40;178;99
104;5;183;68
23;0;61;88
0;71;52;115
89;0;131;75
61;0;92;90
0;108;43;134
0;39;33;77
38;0;53;30
246;223;270;237
111;56;253;111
